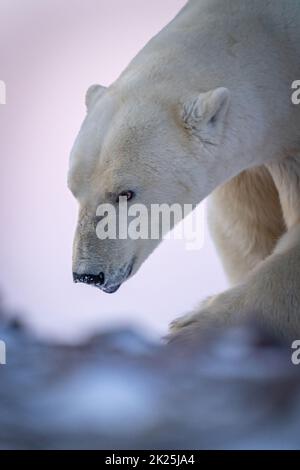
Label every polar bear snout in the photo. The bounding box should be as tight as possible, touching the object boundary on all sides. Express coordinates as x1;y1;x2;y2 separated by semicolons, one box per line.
72;258;135;294
73;272;105;287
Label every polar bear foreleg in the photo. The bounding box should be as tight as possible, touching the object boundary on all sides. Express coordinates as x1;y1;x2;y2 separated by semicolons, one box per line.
169;224;300;342
207;166;285;285
169;158;300;342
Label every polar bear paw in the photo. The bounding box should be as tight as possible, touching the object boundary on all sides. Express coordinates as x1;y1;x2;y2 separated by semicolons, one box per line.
169;295;222;332
167;289;246;343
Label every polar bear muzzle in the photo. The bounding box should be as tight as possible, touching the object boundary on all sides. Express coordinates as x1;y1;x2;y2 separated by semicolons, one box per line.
72;259;135;294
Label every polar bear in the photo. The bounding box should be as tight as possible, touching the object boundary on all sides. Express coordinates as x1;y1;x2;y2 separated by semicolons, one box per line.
68;0;300;341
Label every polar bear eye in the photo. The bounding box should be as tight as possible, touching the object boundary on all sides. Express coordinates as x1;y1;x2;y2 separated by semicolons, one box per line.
116;190;135;203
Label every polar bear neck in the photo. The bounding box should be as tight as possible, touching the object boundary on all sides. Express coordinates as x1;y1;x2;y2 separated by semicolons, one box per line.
112;0;300;175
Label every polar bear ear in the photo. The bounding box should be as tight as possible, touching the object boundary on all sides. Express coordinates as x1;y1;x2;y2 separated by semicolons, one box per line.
182;87;230;142
85;84;107;111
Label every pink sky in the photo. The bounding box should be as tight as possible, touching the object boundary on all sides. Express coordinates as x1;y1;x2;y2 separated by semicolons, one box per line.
0;0;227;341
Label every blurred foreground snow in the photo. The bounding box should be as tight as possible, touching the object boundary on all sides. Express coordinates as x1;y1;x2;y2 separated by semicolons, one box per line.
0;307;300;450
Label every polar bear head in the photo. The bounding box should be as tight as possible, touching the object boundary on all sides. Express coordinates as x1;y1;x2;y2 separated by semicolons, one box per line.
68;83;230;293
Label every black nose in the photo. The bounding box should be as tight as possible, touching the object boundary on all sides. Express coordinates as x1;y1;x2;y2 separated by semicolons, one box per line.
73;272;105;286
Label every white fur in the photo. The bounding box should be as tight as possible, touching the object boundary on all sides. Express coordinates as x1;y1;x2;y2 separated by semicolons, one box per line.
69;0;300;339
